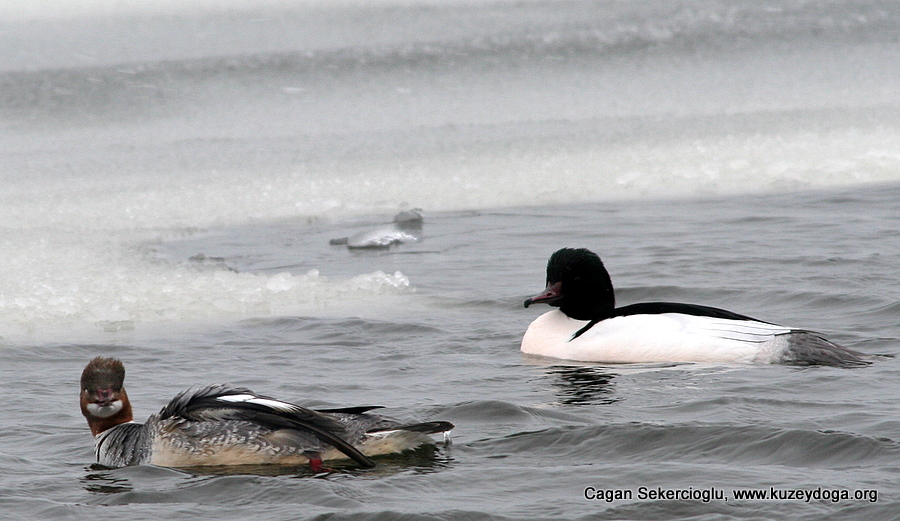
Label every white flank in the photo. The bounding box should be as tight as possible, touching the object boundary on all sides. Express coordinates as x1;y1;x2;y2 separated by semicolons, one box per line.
522;309;792;364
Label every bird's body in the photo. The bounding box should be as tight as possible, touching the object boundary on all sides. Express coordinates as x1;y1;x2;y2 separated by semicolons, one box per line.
522;248;869;366
80;358;453;469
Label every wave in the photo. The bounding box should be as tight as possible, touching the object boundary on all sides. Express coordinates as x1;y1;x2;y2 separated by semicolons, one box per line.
464;422;900;468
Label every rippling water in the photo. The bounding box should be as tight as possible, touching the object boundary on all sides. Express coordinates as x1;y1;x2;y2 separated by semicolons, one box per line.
2;0;900;519
5;189;900;520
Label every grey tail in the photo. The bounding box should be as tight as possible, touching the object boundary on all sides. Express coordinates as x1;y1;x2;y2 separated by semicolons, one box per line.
780;331;872;367
373;421;454;435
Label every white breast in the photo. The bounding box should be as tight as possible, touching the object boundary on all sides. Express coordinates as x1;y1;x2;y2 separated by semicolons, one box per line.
521;310;792;363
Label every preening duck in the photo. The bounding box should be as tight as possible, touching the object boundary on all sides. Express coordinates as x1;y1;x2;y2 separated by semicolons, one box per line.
79;357;453;469
522;248;869;366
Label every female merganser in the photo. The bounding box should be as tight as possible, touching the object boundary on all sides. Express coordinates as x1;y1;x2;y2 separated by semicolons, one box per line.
522;248;869;366
80;357;453;469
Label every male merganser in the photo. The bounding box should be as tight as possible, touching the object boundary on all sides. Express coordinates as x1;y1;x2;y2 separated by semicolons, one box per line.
80;357;453;469
522;248;869;366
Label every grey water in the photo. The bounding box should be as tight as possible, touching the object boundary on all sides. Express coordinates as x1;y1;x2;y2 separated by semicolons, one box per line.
2;0;900;519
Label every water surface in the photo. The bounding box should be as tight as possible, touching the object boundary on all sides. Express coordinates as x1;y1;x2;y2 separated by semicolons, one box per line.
1;0;899;519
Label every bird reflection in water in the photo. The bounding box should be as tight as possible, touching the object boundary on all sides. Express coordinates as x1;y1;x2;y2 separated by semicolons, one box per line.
81;469;133;494
545;366;619;406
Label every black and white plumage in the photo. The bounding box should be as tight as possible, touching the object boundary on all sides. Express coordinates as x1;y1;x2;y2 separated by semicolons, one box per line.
81;358;453;469
522;248;870;366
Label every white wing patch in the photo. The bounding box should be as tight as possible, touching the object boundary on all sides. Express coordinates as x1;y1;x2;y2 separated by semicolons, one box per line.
217;394;301;412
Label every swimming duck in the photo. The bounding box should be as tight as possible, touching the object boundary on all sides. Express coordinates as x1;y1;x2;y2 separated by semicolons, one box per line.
522;248;869;366
80;357;453;469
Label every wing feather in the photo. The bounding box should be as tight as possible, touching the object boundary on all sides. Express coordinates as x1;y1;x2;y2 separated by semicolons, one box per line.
157;384;375;467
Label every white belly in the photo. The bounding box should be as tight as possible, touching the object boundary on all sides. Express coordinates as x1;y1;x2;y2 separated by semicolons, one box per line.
521;310;791;364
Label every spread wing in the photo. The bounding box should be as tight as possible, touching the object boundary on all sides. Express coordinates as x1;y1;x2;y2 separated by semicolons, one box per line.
157;384;375;467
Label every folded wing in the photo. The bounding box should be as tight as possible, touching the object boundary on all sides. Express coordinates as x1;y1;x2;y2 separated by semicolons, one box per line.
157;384;376;467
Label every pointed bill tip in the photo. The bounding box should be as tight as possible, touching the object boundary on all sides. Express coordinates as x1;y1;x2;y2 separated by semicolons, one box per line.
524;281;563;308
